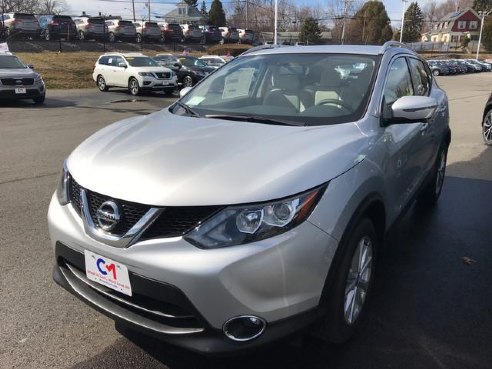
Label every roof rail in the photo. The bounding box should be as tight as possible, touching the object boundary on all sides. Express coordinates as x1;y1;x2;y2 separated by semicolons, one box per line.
380;41;411;53
239;44;290;56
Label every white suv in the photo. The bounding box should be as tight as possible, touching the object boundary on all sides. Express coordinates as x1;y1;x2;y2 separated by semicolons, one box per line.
92;53;178;96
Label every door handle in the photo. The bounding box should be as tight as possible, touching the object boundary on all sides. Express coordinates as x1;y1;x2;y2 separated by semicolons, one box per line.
420;123;428;133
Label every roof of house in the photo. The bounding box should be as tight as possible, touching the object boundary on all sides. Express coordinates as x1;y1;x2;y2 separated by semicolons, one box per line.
163;3;205;21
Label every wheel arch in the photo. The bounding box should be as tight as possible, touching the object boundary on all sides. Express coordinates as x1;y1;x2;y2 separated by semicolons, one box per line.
318;193;386;308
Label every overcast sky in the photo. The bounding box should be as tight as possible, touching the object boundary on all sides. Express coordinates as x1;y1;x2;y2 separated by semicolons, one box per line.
66;0;432;27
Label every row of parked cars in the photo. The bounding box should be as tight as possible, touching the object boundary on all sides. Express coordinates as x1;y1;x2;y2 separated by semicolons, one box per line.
427;58;492;76
0;12;254;44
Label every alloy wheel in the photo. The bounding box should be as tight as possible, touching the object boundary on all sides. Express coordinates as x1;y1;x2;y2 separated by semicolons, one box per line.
129;79;140;95
344;236;373;325
483;111;492;145
183;76;193;87
97;76;107;91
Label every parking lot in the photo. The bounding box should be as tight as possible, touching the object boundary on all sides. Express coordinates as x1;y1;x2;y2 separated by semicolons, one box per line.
0;73;491;369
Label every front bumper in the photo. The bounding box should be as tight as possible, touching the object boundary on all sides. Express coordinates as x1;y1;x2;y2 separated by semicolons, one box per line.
139;76;178;91
0;82;45;100
48;193;337;353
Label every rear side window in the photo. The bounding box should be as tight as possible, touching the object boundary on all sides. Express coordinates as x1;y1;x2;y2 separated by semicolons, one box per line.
119;21;133;26
147;22;159;27
88;18;104;24
409;58;431;96
98;56;110;65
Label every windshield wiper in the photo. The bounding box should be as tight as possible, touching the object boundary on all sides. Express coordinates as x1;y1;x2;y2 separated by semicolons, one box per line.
204;114;304;126
173;101;200;117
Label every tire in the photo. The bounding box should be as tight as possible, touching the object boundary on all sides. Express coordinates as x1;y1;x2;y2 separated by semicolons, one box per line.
128;78;140;96
33;95;45;104
78;30;85;41
432;69;440;76
182;75;193;88
317;217;377;343
482;109;492;145
44;30;50;41
417;145;448;205
108;32;115;43
97;75;109;92
136;33;142;43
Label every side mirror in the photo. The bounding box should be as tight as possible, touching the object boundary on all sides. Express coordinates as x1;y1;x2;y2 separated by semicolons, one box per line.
28;64;34;69
118;63;127;68
180;86;192;97
174;63;182;69
390;96;437;123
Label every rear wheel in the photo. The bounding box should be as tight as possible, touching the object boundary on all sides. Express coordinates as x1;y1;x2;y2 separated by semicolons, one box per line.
128;78;140;96
136;33;142;43
317;217;377;343
417;145;448;205
108;32;116;43
432;69;440;76
97;75;109;92
44;30;50;41
78;30;85;41
482;109;492;145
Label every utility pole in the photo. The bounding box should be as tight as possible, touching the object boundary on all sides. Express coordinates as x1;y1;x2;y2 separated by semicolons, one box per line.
132;0;136;22
148;0;151;22
340;0;351;45
274;0;278;45
245;0;248;30
476;10;491;60
400;0;408;43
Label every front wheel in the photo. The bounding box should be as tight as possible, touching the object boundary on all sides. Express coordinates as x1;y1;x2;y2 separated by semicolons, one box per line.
78;30;85;41
33;95;45;104
44;30;50;41
182;75;193;88
432;69;440;76
136;33;142;43
97;75;109;92
128;78;140;96
482;109;492;145
316;217;377;343
108;32;116;43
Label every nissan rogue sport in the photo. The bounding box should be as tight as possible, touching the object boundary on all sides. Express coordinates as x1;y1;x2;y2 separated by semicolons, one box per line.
48;43;451;354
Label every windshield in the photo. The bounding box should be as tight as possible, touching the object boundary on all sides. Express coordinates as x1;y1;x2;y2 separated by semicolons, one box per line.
177;53;378;126
125;56;158;67
0;55;26;69
180;57;207;68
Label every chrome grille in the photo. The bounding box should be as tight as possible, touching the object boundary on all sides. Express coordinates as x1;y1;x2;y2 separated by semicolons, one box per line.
154;72;171;79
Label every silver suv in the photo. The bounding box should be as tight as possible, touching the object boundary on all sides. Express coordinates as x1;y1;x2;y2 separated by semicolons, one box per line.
49;43;450;354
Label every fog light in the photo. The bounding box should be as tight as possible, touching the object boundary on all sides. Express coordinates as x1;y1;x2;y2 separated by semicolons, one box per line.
223;315;266;341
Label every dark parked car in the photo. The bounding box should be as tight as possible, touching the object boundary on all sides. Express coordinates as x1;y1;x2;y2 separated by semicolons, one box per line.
152;53;181;72
482;93;492;145
175;55;215;87
200;25;222;44
427;61;450;76
38;15;77;41
158;22;184;43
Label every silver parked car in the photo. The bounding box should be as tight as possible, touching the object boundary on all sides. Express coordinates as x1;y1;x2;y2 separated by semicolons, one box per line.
0;52;45;104
48;43;450;354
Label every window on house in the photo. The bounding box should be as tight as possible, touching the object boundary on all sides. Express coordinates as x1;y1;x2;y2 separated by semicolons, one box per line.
470;21;478;29
458;21;466;29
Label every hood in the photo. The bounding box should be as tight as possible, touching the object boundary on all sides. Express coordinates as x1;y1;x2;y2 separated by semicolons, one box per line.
133;66;172;73
68;110;370;206
0;68;38;78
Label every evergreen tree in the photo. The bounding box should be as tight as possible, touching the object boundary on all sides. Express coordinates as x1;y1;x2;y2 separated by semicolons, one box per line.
299;17;322;44
472;0;491;12
482;17;492;51
209;0;226;27
200;0;208;16
350;1;393;45
401;2;424;42
184;0;198;8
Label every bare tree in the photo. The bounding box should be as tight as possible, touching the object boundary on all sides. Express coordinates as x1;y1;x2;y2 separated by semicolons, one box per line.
2;0;40;13
38;0;69;15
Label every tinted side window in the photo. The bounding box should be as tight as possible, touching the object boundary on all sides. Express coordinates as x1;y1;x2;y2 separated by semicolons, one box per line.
409;58;431;96
383;57;414;118
98;56;109;65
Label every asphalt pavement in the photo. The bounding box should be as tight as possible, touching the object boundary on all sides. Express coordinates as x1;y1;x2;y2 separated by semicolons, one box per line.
0;75;491;369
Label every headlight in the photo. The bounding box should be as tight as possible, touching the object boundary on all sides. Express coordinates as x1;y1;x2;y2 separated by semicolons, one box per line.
185;185;326;249
138;72;153;77
56;161;69;205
